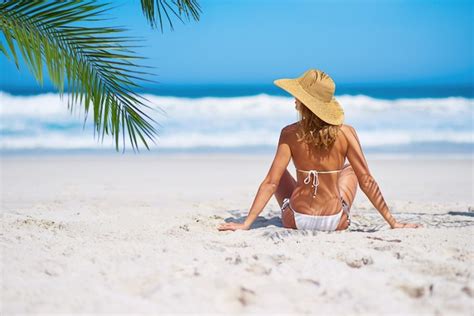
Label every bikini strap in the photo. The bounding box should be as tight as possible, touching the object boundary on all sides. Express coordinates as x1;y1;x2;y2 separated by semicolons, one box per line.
297;169;342;174
296;169;342;198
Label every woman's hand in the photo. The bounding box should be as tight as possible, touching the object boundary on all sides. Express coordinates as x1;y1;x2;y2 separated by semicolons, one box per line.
217;222;250;231
391;222;422;229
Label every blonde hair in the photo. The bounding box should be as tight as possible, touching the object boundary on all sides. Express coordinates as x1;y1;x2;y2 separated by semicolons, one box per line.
296;102;341;150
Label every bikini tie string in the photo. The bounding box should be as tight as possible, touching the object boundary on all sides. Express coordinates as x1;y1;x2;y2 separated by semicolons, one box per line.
303;170;319;197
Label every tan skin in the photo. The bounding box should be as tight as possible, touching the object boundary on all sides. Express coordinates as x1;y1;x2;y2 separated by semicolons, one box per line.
218;99;421;232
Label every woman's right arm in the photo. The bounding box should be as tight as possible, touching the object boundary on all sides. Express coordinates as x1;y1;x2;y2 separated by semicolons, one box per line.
341;125;420;229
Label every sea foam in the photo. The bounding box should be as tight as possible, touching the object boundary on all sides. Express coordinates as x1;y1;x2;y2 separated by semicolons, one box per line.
0;92;472;152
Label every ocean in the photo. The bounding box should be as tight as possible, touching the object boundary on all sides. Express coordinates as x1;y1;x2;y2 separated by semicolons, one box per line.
0;85;473;155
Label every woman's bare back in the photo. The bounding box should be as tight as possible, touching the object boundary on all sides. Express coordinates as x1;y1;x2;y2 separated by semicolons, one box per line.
283;122;348;216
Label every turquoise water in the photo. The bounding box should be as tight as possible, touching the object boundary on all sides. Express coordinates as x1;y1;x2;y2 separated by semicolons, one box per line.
5;84;473;99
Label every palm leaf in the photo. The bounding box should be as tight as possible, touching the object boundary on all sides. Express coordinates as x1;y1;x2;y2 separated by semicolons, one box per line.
0;0;160;152
140;0;201;31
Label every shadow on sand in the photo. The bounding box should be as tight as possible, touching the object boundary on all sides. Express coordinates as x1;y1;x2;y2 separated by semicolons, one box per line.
222;209;283;229
447;211;474;217
222;208;474;233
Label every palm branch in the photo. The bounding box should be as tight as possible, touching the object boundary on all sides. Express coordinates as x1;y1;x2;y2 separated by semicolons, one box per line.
140;0;201;31
0;1;197;152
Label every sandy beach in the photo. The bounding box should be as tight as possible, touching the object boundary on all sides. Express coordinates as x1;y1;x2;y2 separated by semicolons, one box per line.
1;153;473;315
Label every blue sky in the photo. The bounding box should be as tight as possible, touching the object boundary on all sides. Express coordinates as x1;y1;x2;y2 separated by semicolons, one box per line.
1;0;472;90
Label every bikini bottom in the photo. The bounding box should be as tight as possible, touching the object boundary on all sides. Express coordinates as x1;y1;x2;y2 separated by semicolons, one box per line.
281;197;351;231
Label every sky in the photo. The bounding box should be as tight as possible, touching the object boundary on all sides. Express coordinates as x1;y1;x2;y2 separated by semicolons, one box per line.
0;0;473;91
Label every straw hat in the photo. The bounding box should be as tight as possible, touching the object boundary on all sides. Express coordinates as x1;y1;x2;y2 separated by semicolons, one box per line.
274;69;344;125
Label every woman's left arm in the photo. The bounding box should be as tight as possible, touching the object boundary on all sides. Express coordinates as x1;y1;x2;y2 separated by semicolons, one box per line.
218;128;292;231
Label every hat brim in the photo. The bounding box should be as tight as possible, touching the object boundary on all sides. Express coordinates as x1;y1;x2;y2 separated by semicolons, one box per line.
274;78;344;125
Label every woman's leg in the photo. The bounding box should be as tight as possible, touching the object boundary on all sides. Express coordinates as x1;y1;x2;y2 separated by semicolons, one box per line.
276;169;297;229
336;163;358;230
338;163;358;208
274;169;297;208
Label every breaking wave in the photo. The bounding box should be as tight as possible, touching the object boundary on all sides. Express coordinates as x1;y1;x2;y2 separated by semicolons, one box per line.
0;92;472;153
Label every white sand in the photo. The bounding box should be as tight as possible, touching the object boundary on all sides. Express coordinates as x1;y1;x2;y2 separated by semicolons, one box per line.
1;153;473;315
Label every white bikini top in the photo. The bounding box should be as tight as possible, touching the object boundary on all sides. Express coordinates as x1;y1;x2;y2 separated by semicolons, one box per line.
297;168;342;198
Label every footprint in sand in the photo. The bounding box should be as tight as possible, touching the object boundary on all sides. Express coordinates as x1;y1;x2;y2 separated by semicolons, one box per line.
398;284;432;298
179;224;190;232
373;245;393;252
210;215;224;220
245;263;272;275
15;217;65;231
204;241;226;252
393;252;405;260
345;256;374;269
224;241;250;248
43;260;64;277
461;286;473;298
366;236;402;243
237;286;256;306
225;254;243;265
268;254;291;265
297;278;320;287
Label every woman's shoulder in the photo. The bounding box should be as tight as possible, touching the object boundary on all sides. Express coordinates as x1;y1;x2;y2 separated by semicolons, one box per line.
339;124;357;138
339;124;362;147
340;123;355;132
281;122;299;133
278;123;299;143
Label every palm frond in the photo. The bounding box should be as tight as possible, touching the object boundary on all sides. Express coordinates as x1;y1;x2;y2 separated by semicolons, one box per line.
140;0;201;31
0;0;160;152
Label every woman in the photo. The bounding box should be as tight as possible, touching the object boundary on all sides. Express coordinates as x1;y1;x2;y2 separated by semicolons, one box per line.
218;69;421;232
